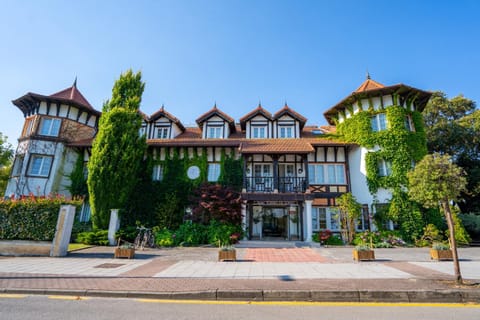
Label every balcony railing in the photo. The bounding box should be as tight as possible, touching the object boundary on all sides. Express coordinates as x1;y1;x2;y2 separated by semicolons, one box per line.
245;176;307;193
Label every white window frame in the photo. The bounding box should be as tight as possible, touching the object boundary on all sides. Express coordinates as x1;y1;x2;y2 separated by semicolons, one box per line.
207;126;223;139
308;164;345;185
207;163;221;182
157;127;169;139
378;159;392;177
312;207;340;231
39;117;61;137
152;164;164;181
371;113;387;132
28;155;53;177
252;126;267;138
279;126;294;138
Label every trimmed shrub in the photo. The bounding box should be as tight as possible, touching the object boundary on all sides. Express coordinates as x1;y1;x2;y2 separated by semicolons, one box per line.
0;195;81;241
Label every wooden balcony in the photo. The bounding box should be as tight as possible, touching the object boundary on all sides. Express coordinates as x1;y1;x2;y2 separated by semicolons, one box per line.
244;176;307;193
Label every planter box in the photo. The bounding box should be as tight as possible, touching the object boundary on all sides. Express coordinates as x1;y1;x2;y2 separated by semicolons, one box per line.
430;249;453;261
114;247;135;259
353;249;375;261
218;250;236;261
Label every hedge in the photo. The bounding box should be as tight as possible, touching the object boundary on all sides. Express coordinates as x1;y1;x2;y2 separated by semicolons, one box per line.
0;195;81;241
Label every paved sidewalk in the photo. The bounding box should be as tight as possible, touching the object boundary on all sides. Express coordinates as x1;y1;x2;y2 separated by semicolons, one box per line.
1;243;479;302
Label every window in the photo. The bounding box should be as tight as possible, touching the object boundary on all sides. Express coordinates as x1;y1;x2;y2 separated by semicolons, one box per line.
371;113;387;132
207;163;221;182
378;159;392;177
39;118;61;136
312;207;340;231
152;165;164;181
279;126;294;138
28;155;53;177
252;126;266;138
11;155;24;177
139;126;146;137
157;127;169;139
405;116;415;131
207;126;223;138
308;164;345;184
79;202;91;222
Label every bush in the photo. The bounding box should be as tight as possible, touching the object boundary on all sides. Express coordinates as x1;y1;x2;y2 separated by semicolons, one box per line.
116;226;138;243
154;228;174;247
0;195;81;241
75;230;109;245
206;220;243;246
415;224;443;247
459;213;480;239
324;235;344;245
173;222;207;246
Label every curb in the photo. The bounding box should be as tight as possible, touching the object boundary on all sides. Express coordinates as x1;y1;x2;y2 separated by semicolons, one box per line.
3;288;480;303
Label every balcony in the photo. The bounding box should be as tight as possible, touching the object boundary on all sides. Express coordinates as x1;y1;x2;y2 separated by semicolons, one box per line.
245;176;307;193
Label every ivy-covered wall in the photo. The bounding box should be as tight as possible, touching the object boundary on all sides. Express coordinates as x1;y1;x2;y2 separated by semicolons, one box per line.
337;105;427;194
336;101;428;240
121;146;243;228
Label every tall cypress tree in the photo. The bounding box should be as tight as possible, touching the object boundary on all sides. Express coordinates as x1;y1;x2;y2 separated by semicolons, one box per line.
87;70;146;229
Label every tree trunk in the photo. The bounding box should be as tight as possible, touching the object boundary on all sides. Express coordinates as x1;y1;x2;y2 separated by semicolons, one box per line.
443;201;463;284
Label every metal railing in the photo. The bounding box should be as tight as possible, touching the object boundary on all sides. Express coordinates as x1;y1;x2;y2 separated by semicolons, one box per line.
244;176;307;193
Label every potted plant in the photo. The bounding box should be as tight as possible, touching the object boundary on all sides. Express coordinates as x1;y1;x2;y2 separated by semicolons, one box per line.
430;242;453;261
114;238;135;259
218;245;236;261
352;231;376;261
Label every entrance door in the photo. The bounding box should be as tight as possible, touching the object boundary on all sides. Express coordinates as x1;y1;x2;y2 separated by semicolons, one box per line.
262;207;287;239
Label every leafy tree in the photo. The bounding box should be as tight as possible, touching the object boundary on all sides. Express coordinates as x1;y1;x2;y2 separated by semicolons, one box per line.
190;183;242;225
335;192;361;244
87;70;146;229
408;153;468;283
0;133;13;195
423;92;480;214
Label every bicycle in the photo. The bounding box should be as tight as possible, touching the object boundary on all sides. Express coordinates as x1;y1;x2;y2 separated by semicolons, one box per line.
134;226;155;250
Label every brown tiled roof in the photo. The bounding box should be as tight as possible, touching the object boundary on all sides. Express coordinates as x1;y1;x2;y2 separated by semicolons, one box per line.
239;104;273;130
273;104;307;128
148;138;242;147
50;81;95;110
149;106;185;131
238;139;314;154
12;81;101;117
323;78;432;125
195;104;236;132
354;78;385;92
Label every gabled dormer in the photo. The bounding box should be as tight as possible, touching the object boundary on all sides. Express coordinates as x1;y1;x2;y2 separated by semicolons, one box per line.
272;104;307;138
147;106;185;139
195;104;236;139
240;104;273;139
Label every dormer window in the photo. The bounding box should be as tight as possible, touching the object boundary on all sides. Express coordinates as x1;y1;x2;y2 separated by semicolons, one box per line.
39;117;61;137
157;127;170;139
279;125;294;138
252;126;267;138
207;125;223;139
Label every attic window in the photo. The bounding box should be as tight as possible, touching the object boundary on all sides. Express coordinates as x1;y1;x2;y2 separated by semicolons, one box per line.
312;129;323;135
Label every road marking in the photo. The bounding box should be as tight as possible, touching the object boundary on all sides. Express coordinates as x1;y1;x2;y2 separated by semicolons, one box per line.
0;294;27;299
48;295;89;301
136;299;480;308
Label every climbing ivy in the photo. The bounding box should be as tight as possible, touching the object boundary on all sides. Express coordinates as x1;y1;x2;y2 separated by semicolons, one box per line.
336;104;428;240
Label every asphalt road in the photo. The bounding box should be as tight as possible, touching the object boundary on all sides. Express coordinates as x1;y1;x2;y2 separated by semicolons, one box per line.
1;294;479;320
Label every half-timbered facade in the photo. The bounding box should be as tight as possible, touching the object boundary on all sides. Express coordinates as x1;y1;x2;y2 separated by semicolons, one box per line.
5;77;431;242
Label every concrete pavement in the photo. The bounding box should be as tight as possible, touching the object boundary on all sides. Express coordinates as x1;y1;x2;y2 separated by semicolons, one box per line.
0;243;479;302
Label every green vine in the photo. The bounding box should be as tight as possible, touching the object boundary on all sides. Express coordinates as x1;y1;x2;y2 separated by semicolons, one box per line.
336;104;428;239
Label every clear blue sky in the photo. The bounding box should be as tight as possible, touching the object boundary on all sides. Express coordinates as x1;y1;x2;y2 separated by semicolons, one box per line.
1;0;479;147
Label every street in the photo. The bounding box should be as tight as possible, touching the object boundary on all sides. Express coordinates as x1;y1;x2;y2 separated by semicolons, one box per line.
1;294;479;320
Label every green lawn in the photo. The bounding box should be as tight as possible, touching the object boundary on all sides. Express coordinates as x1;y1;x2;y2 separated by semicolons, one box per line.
67;243;93;252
